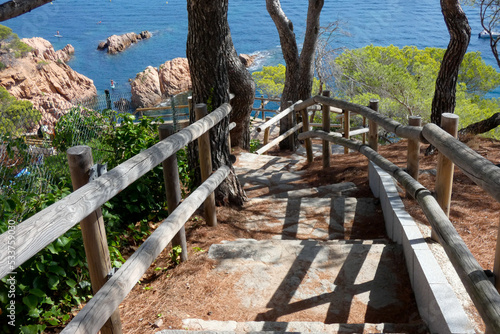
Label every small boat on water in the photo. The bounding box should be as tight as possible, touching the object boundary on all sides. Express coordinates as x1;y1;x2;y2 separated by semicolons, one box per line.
479;30;500;39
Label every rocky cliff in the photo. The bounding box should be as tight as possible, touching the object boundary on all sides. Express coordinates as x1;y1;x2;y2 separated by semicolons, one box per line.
0;37;97;128
97;31;152;54
131;54;256;109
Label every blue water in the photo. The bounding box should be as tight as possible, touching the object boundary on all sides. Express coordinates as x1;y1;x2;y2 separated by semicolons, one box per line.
3;0;498;97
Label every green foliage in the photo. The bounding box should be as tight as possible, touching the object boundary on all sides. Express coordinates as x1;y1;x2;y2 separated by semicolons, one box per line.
333;45;500;131
252;64;287;98
0;87;41;137
169;245;182;265
53;106;112;153
249;139;261;153
104;114;168;222
0;182;93;333
252;64;321;98
0;25;31;59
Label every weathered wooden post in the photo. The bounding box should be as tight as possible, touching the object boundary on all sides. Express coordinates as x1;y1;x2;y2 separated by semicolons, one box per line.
433;113;459;241
263;116;271;147
67;146;122;334
322;90;331;168
362;116;367;144
195;103;217;227
287;100;297;151
368;99;379;151
343;109;350;154
407;116;422;198
158;125;188;262
301;107;313;163
261;98;266;120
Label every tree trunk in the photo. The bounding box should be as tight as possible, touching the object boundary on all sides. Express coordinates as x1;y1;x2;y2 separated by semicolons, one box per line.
266;0;324;150
187;0;246;206
458;112;500;140
430;0;471;125
226;39;255;150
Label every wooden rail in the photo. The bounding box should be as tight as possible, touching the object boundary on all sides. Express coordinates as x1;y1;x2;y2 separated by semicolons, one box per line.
296;94;500;333
61;165;231;334
255;100;302;133
0;103;232;279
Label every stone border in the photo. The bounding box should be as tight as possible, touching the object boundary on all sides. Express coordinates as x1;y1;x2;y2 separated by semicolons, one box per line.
369;162;475;334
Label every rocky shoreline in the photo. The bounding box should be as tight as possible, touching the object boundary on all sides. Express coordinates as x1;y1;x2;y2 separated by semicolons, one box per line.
130;54;257;109
97;31;152;54
0;37;96;129
0;33;258;129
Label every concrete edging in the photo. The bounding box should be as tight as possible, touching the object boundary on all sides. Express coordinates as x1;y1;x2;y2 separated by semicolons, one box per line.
369;162;474;334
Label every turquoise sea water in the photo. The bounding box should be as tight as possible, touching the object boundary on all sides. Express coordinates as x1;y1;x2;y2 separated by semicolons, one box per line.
3;0;498;97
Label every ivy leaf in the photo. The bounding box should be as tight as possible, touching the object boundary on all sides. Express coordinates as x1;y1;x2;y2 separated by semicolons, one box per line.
22;294;39;309
29;288;46;298
48;265;66;277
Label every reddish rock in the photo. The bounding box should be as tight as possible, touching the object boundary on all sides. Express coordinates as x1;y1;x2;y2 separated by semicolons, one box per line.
158;58;191;96
239;54;257;67
130;66;162;109
98;31;152;54
22;37;74;63
0;38;97;131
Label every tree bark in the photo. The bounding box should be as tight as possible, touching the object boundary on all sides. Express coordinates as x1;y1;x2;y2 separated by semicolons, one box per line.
0;0;52;21
187;0;246;206
266;0;324;150
458;112;500;140
226;39;255;150
430;0;471;125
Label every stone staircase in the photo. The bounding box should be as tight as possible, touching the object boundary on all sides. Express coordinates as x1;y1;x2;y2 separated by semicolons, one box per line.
158;152;429;334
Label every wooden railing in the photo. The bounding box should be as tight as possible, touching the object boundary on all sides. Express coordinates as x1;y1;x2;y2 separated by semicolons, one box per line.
0;102;233;333
253;92;370;156
252;96;280;120
295;94;500;333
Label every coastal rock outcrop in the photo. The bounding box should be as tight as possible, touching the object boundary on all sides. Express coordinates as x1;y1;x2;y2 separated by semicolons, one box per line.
97;31;152;54
131;66;162;109
158;57;191;97
22;37;75;63
0;38;97;129
130;54;256;109
239;54;257;67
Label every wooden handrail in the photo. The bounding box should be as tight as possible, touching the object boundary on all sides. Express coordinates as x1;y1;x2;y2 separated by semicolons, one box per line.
256;122;303;155
298;129;500;333
61;165;231;334
255;100;303;133
135;104;189;112
293;95;428;144
422;123;500;203
0;103;232;280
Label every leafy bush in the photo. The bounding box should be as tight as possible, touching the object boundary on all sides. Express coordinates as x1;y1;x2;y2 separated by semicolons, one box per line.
252;64;320;98
0;182;93;334
0;87;41;137
103;114;169;223
52;106;113;153
333;45;500;131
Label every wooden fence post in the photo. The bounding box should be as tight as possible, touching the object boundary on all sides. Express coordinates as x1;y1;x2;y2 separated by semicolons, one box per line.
67;146;122;334
287;100;297;151
433;113;459;241
158;125;188;262
322;90;331;168
494;218;500;295
301;107;313;163
368;99;379;151
264;116;271;146
195;103;217;227
343;109;350;154
407;116;422;198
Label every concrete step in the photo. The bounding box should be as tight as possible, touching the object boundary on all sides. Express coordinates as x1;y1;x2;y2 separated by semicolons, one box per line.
241;197;385;240
158;319;428;333
200;239;421;328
